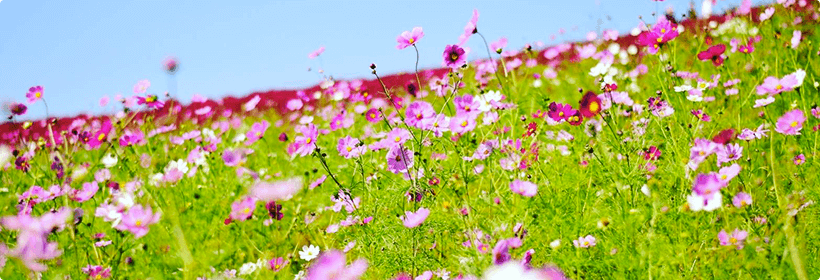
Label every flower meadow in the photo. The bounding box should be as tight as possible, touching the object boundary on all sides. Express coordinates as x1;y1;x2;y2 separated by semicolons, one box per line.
2;1;820;279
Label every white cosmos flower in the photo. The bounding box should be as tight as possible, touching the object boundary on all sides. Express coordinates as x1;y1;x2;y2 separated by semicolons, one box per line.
102;153;118;168
299;244;320;261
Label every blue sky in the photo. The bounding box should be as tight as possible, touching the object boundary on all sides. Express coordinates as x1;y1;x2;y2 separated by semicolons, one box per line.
0;0;765;120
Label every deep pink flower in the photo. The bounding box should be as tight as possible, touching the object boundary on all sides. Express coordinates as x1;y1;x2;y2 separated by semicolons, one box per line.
228;196;257;222
396;27;424;50
26;85;44;104
692;173;726;196
365;108;381;123
442;44;467;69
457;9;480;46
697;44;726;66
775;109;806;135
9;102;27;116
579;91;602;118
163;56;178;73
401;207;430;228
88;120;113;149
637;17;679;54
547;102;575;122
82;265;112;279
136;94;164;109
269;257;289;272
305;250;368;280
718;229;748;249
115;204;160;238
793;154;806;165
119;128;145;147
509;180;537;197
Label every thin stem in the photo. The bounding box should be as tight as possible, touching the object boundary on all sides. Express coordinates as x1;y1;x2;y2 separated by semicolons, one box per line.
412;44;423;93
476;32;506;92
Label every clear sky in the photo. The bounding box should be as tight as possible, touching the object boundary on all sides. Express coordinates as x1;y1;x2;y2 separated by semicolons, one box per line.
0;0;766;120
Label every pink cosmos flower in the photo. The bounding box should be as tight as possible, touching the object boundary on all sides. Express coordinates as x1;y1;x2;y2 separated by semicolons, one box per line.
82;265;112;279
386;127;412;148
405;101;436;129
737;0;752;15
305;250;368;280
509;180;537;197
429;114;451;137
308;46;325;59
0;208;71;271
250;177;303;202
637;17;679;54
133;80;151;94
692;173;726;196
88;120;113;149
453;94;480;115
401;207;430;228
73;182;99;203
245;120;270;145
716;143;743;166
791;30;802;49
119;128;146;147
449;112;477;135
292;123;319;157
697;44;726;66
732;192;752;208
775;109;806;135
338;136;366;159
228;196;257;222
457;9;480;46
490;37;508;53
269;257;289;272
573;235;596;248
718;229;748;249
442;44;467;69
793;154;806;165
365;108;381;123
547;102;575;122
9;102;28;115
26;86;44;104
396;27;424;50
717;163;741;184
115;204;160;238
136;94;164;109
222;149;244;166
387;146;414;174
759;7;775;21
309;175;327;190
756;74;799;96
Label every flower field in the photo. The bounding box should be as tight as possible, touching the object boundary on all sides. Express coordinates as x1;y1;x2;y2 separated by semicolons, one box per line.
1;1;820;279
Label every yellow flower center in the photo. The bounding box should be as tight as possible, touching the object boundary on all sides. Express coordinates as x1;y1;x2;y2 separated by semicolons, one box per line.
729;237;737;244
135;220;143;226
96;275;102;280
656;37;662;43
394;136;401;142
460;120;468;127
306;138;312;144
790;121;798;127
146;96;157;102
416;113;422;119
465;106;470;111
450;53;459;61
776;85;783;90
589;102;599;113
408;38;415;44
721;175;727;180
559;112;564;117
346;147;352;152
698;151;705;156
660;28;666;33
243;207;251;214
275;264;281;269
256;132;262;137
363;92;369;97
369;113;376;119
36;92;42;98
583;241;590;246
98;133;106;141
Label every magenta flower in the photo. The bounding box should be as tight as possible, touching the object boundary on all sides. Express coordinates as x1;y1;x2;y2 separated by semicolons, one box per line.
115;204;160;238
82;265;112;279
250;177;303;202
775;109;806;135
405;101;436;129
308;46;325;59
509;180;537;197
245;120;270;145
573;235;596;248
9;102;27;116
293;123;319;157
133;80;151;94
365;108;381;123
547;102;575;122
269;256;289;272
88;120;113;149
793;154;806;165
697;44;726;66
396;27;424;50
718;229;748;249
387;146;414;174
756;74;799;96
732;192;752;208
692;173;726;196
442;44;467;69
228;196;257;222
338;136;366;159
119;128;146;147
453;94;480;115
305;250;368;280
401;207;430;228
136;94;164;109
637;17;679;54
26;85;44;104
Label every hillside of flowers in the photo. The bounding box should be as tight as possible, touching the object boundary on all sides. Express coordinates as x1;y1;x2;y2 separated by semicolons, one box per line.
1;1;819;279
